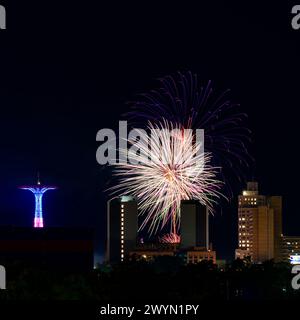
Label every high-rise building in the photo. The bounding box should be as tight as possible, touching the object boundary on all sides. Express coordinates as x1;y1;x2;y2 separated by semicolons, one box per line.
235;182;282;263
106;196;138;263
180;200;216;264
180;200;208;249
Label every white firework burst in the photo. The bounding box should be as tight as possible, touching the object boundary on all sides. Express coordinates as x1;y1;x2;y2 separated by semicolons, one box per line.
110;120;224;235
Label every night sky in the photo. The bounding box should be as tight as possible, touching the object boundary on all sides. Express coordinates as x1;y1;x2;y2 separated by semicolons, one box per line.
0;1;298;261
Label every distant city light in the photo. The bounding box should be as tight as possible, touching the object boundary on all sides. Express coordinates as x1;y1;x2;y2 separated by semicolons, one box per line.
290;255;300;265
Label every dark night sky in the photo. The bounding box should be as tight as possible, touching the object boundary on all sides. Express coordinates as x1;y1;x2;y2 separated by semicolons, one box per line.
0;1;299;261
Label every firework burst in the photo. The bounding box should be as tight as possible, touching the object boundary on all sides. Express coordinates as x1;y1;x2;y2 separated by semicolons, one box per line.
126;71;252;196
110;120;224;235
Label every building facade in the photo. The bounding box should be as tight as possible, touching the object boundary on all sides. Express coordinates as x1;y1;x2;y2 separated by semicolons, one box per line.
269;196;283;261
185;247;216;264
279;236;300;264
235;182;282;263
180;200;216;264
180;200;208;249
129;243;216;265
106;196;138;263
129;243;177;261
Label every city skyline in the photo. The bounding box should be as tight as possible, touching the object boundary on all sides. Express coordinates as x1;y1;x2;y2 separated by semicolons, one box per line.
7;175;298;264
0;145;295;262
0;2;298;264
1;0;300;313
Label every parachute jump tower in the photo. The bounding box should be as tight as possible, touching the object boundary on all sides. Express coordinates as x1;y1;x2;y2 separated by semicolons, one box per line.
19;176;57;228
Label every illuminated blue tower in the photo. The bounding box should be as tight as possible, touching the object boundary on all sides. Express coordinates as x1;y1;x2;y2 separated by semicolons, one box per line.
20;177;57;228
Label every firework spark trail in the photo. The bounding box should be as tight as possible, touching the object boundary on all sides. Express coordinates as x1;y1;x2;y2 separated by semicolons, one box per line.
126;72;252;196
110;120;224;234
159;232;181;244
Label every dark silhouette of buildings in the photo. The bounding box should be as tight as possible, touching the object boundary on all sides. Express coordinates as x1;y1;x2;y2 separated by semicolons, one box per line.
106;198;215;264
180;200;208;249
180;200;215;264
0;227;94;271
